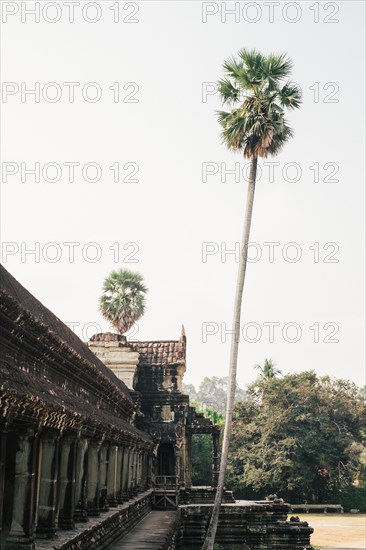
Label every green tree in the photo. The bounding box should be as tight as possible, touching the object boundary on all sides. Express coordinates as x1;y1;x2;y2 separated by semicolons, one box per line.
99;269;147;334
254;358;281;380
202;49;301;550
191;434;214;486
227;372;366;508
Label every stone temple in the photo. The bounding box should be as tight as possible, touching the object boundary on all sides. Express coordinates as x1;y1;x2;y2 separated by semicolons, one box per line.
0;265;313;549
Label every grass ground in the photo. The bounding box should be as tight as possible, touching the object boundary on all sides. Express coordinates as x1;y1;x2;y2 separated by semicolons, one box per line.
297;514;366;549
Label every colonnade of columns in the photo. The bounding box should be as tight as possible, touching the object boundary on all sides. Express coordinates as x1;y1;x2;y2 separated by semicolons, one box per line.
0;426;152;549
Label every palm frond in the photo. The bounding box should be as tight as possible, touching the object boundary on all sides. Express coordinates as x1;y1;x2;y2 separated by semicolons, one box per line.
262;53;293;82
223;56;244;80
279;81;302;109
218;78;240;104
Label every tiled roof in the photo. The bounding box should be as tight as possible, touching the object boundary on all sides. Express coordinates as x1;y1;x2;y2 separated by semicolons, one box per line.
0;356;150;443
130;330;186;366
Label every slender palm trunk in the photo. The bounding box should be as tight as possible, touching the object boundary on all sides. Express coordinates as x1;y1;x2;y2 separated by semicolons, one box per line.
201;156;258;550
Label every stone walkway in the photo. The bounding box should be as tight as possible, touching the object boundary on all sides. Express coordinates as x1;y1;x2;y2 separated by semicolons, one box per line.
111;510;178;549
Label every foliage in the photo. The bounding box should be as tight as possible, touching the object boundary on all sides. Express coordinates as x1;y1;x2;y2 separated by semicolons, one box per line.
99;269;147;334
334;484;366;512
254;358;281;379
227;372;366;505
217;48;301;158
183;376;249;416
191;434;213;486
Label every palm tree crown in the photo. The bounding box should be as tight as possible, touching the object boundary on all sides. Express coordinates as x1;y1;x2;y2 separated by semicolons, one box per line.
217;49;301;158
99;269;147;335
255;358;282;380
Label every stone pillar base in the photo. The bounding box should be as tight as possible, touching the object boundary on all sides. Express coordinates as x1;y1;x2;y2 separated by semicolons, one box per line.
36;525;57;539
58;517;75;530
74;509;88;523
107;496;118;507
86;507;100;517
5;534;35;550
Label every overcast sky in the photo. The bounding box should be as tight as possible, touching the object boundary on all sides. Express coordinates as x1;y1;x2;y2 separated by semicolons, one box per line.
1;1;365;390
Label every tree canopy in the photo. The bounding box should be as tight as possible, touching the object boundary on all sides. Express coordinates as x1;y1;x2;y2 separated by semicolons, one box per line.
99;269;147;334
227;371;366;506
254;358;281;380
217;48;301;157
183;376;249;415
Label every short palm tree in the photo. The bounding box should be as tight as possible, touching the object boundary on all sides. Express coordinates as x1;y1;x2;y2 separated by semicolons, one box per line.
202;49;301;550
99;269;147;334
255;358;282;380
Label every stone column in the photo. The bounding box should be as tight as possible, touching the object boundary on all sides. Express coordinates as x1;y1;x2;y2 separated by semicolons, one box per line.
144;451;150;490
116;445;124;503
212;430;220;488
99;442;109;512
182;434;191;489
129;448;137;496
6;428;37;550
135;451;140;492
58;433;76;529
133;449;139;495
36;430;59;537
139;451;144;490
107;444;118;507
174;446;181;486
0;430;7;538
121;446;130;500
86;439;101;516
99;443;109;512
129;448;134;496
74;438;89;522
146;451;152;489
141;451;146;490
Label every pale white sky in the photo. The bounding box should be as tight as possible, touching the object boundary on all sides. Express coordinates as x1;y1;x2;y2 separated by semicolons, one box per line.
1;1;365;389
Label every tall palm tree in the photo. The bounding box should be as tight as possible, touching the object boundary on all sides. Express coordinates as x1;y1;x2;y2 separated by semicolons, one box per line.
202;49;301;550
99;269;147;334
255;358;282;380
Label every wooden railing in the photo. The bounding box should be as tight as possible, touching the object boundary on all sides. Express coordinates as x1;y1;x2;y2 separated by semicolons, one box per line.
154;475;179;490
153;476;179;509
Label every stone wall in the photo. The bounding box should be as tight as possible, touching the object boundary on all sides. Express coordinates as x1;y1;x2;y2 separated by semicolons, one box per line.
0;266;154;550
88;334;139;390
177;501;313;550
36;490;153;550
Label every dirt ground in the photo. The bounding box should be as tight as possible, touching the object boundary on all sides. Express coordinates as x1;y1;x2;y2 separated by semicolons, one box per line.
297;514;366;549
